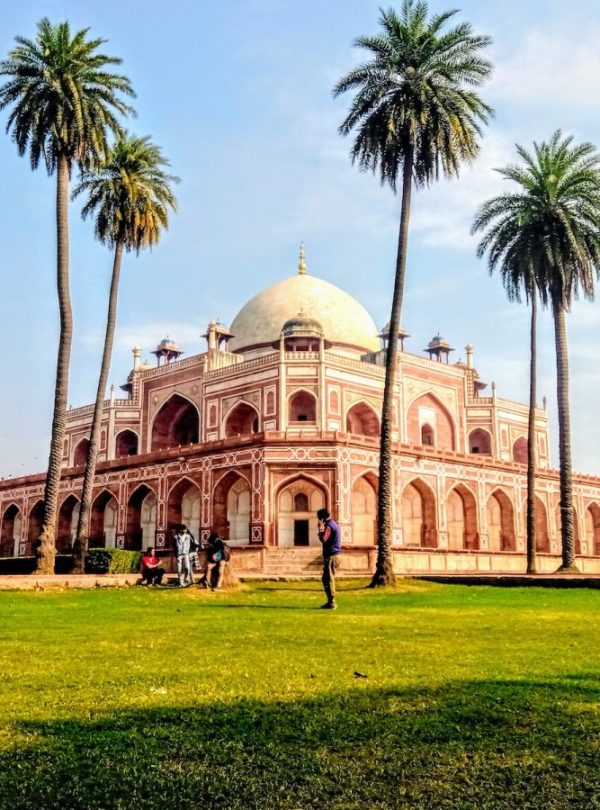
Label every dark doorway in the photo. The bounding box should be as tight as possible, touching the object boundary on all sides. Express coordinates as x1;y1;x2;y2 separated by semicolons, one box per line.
294;519;309;546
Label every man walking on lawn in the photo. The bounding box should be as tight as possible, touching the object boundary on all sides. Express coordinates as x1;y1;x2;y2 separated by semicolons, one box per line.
317;508;340;609
174;524;194;587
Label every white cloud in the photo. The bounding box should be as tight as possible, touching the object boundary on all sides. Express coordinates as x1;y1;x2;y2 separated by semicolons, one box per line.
492;29;600;111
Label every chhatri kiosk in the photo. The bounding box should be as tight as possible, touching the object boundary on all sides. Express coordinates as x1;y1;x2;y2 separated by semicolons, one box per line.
2;248;600;575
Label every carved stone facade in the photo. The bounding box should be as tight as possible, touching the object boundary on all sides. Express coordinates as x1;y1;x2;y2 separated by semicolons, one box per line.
2;268;600;574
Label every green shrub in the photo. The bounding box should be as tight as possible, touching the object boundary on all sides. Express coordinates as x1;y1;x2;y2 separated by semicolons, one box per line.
85;548;142;575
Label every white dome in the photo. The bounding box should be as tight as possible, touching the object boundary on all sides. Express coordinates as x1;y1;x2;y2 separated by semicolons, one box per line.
229;273;380;353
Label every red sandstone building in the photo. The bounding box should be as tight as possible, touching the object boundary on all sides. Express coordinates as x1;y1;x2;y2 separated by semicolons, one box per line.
2;252;600;575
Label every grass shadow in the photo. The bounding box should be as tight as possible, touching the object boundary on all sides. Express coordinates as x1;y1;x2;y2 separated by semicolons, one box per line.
2;677;600;809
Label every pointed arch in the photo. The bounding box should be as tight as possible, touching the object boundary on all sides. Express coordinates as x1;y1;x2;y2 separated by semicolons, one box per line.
167;477;201;541
447;483;478;550
126;484;156;550
27;500;45;556
406;392;455;451
346;401;380;438
57;494;80;553
212;470;251;545
487;490;515;552
469;428;492;455
1;503;22;558
402;478;437;548
288;389;317;423
276;474;327;548
512;436;528;464
150;394;200;451
350;473;378;545
585;503;600;556
115;429;139;457
90;489;118;548
73;438;90;467
223;401;259;438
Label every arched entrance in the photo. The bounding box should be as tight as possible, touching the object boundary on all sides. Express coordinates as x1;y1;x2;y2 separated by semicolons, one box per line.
350;475;377;544
447;485;478;551
346;403;380;438
277;477;325;547
213;471;251;544
586;504;600;555
224;403;259;438
402;479;437;548
27;500;45;557
406;393;455;450
1;505;22;557
512;437;528;464
469;428;492;455
151;395;199;450
534;496;550;552
57;495;80;553
126;485;156;550
90;491;118;548
487;491;515;552
288;390;317;423
115;430;138;457
73;438;90;467
167;479;201;541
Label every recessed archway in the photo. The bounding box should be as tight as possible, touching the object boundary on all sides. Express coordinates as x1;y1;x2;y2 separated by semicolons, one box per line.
512;436;528;464
288;390;317;423
276;476;326;547
224;402;259;438
350;474;377;545
57;495;80;554
115;430;138;457
212;471;252;545
151;395;199;451
1;504;22;557
487;490;515;552
402;479;437;548
73;438;90;467
406;393;455;451
469;428;492;455
27;500;45;557
167;478;201;542
126;485;156;550
346;402;380;438
447;484;478;551
90;490;118;548
585;504;600;555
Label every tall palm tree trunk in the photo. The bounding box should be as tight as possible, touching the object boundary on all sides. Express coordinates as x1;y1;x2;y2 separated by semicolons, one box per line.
37;153;73;575
526;292;537;574
371;146;414;588
552;299;576;571
73;240;124;572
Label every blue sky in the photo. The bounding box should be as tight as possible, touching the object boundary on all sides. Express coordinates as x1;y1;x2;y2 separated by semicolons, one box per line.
1;0;600;477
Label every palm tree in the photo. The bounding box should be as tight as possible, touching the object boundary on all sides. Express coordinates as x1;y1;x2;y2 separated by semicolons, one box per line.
473;132;600;571
0;19;134;574
72;135;178;569
472;203;542;573
334;1;492;585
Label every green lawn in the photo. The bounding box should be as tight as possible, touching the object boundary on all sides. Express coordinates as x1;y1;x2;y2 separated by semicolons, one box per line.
1;580;600;809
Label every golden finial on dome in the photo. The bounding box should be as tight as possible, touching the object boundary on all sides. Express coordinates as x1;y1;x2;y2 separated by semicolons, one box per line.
298;242;307;275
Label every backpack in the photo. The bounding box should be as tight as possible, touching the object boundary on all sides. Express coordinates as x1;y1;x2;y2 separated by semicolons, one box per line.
221;542;231;562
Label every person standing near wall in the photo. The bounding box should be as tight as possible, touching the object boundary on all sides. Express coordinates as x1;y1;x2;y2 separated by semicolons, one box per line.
317;508;341;609
174;524;194;587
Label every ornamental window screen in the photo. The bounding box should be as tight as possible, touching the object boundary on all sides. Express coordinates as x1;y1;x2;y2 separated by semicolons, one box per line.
294;493;309;512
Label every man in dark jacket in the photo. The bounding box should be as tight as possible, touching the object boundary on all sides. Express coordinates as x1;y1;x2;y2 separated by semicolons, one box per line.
200;532;231;590
317;508;341;609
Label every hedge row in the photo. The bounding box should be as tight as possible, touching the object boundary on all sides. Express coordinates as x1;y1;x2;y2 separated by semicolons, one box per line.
84;548;143;575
